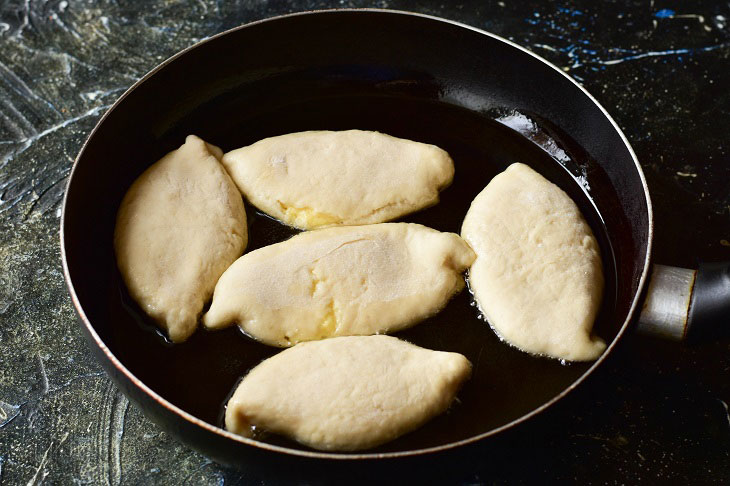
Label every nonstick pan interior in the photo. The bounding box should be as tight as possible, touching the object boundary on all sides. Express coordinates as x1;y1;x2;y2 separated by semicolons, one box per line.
62;10;651;458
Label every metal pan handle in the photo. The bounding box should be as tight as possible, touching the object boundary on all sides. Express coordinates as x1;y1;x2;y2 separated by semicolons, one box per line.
637;263;730;340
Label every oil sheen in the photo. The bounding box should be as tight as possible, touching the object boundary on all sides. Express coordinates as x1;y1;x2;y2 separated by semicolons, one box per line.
107;94;621;453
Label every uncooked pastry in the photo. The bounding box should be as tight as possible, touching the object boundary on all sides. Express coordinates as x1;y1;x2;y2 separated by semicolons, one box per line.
203;223;474;345
461;163;605;361
221;130;454;229
225;335;472;451
114;135;248;342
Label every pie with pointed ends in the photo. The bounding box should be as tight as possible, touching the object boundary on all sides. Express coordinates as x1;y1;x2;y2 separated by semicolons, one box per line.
225;335;472;451
114;135;248;343
221;130;454;229
203;223;474;345
461;163;605;361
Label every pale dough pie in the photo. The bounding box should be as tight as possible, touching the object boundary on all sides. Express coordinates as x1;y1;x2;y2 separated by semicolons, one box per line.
114;135;247;342
225;335;472;451
203;223;474;346
221;130;454;229
461;163;605;361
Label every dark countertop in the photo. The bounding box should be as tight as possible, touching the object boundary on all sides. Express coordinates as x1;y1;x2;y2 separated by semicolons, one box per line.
0;1;728;484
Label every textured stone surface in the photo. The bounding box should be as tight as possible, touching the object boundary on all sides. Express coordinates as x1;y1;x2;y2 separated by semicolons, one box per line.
0;0;728;484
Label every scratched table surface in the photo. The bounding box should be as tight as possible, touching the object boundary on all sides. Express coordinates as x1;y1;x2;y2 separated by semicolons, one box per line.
1;0;729;484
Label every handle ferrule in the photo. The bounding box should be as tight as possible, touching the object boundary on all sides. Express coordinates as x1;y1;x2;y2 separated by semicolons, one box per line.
687;262;730;340
637;265;696;340
637;262;730;341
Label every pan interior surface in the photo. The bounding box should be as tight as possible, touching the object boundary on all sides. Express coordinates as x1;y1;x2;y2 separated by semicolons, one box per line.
62;10;648;456
112;95;621;453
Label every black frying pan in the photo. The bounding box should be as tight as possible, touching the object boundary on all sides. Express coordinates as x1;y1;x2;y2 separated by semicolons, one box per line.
62;9;655;480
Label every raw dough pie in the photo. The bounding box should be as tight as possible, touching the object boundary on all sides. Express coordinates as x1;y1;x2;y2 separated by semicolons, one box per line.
225;335;472;451
114;135;248;342
203;223;475;345
221;130;454;229
461;163;605;361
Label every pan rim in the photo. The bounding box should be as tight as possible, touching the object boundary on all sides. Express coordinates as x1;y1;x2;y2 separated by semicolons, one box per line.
60;8;654;460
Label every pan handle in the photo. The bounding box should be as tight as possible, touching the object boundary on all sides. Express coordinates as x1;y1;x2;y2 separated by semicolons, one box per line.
637;263;730;340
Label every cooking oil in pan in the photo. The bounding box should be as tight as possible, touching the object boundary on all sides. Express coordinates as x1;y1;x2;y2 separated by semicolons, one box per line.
106;94;624;453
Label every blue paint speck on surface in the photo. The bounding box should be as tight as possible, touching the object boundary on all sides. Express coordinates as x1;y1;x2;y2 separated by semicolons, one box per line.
654;9;675;19
558;6;583;16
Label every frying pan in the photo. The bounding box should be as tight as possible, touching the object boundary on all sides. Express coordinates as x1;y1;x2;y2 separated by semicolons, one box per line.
60;9;729;481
